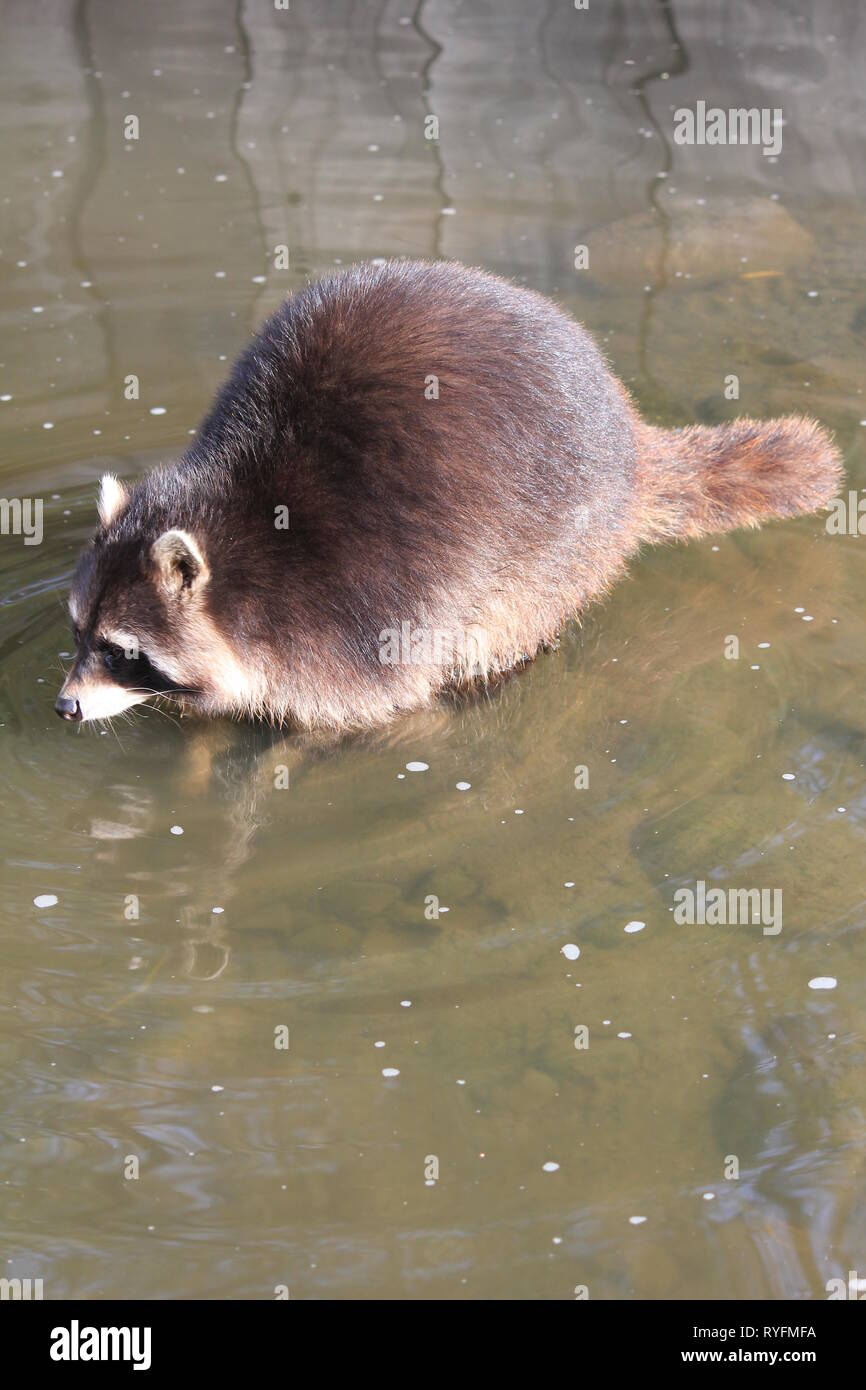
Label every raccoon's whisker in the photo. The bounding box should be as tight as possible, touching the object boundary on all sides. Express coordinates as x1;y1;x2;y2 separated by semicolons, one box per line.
131;691;191;727
129;686;199;699
93;714;128;753
127;691;193;729
140;702;183;730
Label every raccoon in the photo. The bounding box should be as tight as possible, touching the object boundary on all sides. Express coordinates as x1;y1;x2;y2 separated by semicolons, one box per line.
56;258;842;730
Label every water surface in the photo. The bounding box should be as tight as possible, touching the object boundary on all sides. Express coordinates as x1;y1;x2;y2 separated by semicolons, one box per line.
1;0;865;1299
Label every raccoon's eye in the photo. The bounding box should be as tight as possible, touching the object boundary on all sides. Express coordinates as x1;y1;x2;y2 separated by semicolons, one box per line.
103;643;126;673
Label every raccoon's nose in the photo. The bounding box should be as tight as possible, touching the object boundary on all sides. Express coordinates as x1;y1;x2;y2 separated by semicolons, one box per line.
55;694;82;721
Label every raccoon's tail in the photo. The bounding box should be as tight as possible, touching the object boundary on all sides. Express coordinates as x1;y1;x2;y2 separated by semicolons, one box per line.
636;416;843;544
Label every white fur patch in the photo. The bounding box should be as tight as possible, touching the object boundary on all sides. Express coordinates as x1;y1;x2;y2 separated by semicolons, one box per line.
98;474;127;528
73;681;150;722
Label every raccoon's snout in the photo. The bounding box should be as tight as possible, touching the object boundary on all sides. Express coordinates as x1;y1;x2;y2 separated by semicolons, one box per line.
55;694;83;721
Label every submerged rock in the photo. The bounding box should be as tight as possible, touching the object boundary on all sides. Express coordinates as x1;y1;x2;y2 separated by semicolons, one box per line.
589;196;814;288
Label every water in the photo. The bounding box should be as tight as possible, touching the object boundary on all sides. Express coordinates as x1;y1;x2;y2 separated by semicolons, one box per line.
2;0;865;1300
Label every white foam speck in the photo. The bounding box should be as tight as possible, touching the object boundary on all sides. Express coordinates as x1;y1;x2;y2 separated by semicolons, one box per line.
34;894;58;908
757;642;770;649
382;1067;400;1078
170;825;184;835
617;1031;632;1039
542;1161;560;1172
561;943;580;960
211;1084;224;1093
149;406;166;415
211;907;224;914
374;1041;385;1048
405;761;428;772
456;781;471;791
781;773;796;781
808;976;837;990
629;1215;647;1225
400;1000;412;1007
702;1192;715;1201
624;920;645;933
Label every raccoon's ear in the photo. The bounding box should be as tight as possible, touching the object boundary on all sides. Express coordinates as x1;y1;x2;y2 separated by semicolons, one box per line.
97;474;127;527
151;529;209;596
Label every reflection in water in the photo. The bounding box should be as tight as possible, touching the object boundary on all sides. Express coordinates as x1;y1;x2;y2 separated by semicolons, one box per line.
630;0;689;391
0;0;864;1299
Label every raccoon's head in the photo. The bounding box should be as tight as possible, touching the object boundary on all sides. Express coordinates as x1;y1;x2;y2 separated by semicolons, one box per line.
56;474;247;724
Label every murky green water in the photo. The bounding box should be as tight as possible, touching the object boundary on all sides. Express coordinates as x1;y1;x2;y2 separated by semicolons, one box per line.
2;0;865;1300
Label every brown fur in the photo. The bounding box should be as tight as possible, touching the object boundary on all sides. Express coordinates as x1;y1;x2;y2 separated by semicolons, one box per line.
57;260;843;730
636;415;843;543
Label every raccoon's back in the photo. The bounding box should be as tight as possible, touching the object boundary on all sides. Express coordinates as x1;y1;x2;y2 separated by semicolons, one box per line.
185;259;637;571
